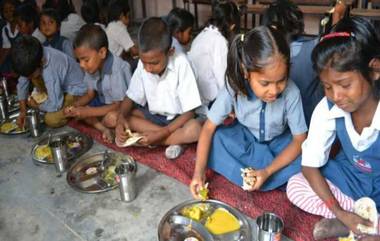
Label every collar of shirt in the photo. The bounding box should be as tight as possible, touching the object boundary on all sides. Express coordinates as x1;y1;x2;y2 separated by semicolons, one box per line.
204;25;222;36
146;54;175;79
101;52;113;77
327;99;380;130
4;22;19;37
43;32;61;46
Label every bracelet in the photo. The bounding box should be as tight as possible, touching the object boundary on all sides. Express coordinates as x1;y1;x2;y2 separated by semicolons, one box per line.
324;196;338;210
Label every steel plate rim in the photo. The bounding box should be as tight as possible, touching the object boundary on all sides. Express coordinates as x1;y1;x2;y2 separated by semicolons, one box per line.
157;199;252;241
31;130;93;165
66;151;135;194
0;117;29;135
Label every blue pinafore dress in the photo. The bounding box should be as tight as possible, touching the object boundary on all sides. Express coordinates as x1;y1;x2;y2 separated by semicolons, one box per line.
321;101;380;209
208;111;301;191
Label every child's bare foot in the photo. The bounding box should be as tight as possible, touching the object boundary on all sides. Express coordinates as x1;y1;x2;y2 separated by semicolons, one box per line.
101;128;114;143
313;218;350;240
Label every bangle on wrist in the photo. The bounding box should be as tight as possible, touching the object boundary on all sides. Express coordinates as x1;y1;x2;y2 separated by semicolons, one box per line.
324;196;338;210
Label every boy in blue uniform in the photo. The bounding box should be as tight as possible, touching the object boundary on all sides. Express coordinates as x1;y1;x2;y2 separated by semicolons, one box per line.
115;17;202;159
11;36;86;128
64;24;131;143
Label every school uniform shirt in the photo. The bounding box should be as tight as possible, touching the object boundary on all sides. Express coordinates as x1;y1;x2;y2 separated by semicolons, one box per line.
32;28;46;43
43;33;74;58
290;36;324;125
84;53;131;104
187;25;228;105
302;97;380;168
60;13;86;42
171;37;185;55
126;52;202;120
1;23;19;48
208;80;308;141
106;20;134;57
17;47;86;112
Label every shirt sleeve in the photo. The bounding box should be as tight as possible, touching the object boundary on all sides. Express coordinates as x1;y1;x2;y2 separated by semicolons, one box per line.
62;55;86;96
177;56;201;112
211;37;228;91
302;97;337;167
109;62;131;103
126;61;146;106
285;81;308;135
207;85;234;125
115;24;134;52
17;76;30;101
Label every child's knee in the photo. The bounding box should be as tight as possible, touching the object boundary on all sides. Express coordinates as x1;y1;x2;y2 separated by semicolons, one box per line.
183;119;202;141
286;173;307;203
44;113;67;128
103;111;118;128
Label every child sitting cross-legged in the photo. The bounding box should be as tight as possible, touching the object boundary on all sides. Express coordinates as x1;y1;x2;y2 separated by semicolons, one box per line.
64;24;132;143
115;17;202;159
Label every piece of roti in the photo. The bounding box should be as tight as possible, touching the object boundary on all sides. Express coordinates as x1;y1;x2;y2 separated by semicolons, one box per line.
30;89;48;104
115;129;143;147
354;197;378;234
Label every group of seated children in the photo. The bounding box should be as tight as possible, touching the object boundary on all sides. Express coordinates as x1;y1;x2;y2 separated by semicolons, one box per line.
3;0;380;240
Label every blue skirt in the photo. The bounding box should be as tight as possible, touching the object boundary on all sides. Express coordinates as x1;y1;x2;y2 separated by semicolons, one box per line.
208;121;301;191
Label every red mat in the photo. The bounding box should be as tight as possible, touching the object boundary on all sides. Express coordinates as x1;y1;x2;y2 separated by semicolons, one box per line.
68;120;324;241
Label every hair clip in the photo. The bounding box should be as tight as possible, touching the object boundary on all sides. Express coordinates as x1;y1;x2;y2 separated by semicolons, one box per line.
240;34;245;42
320;32;355;42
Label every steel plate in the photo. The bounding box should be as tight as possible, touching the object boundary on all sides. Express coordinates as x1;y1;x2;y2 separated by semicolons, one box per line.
66;151;136;194
158;200;252;241
0;117;29;135
31;131;93;164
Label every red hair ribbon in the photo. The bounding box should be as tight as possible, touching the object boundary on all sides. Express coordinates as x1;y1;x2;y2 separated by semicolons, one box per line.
320;32;353;42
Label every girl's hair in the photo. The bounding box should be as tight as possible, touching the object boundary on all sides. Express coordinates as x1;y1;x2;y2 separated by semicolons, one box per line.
0;0;19;20
15;3;39;28
40;8;62;26
207;1;240;40
312;17;380;98
81;0;101;24
107;0;129;24
227;25;290;96
166;7;194;35
73;24;108;51
262;0;304;42
42;0;75;21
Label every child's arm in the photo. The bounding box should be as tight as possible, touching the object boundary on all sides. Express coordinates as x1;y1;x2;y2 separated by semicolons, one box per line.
115;96;135;143
190;119;217;199
302;166;372;234
250;133;307;190
73;89;96;107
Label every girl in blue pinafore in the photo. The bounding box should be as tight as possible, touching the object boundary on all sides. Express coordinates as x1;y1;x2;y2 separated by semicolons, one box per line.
287;17;380;240
189;25;308;198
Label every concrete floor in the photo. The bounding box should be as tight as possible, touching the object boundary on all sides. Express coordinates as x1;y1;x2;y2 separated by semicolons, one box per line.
0;126;292;241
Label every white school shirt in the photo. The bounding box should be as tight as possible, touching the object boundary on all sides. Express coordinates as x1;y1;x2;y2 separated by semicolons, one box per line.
302;97;380;168
32;28;46;43
187;25;228;106
2;23;19;48
126;52;202;120
60;13;86;42
106;20;134;57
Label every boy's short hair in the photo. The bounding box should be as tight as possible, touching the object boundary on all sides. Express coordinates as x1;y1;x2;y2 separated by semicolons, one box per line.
73;24;108;51
14;4;39;28
81;0;100;24
262;0;304;41
138;17;172;53
11;35;43;76
166;8;194;34
40;8;62;26
107;0;130;23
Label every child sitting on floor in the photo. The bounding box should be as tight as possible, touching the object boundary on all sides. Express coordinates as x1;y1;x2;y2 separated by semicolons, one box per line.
11;36;86;128
40;8;74;58
115;17;202;160
14;3;45;43
286;17;380;240
166;7;194;54
64;24;132;143
187;2;240;115
190;26;307;199
105;0;138;59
